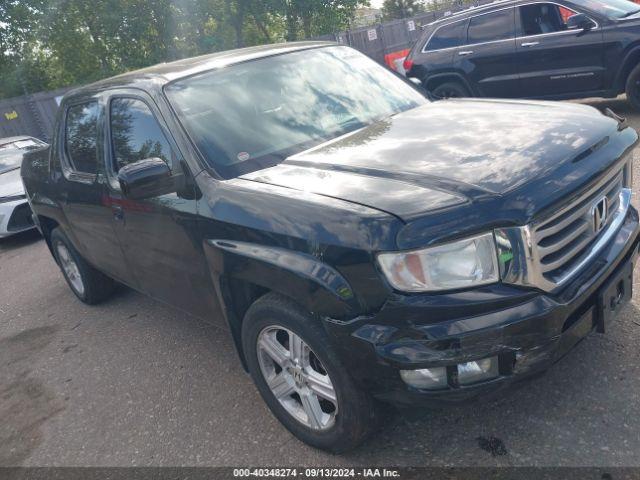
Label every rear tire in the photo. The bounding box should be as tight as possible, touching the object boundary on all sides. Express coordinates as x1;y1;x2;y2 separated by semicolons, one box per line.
431;81;470;100
50;228;115;305
626;64;640;110
242;293;379;452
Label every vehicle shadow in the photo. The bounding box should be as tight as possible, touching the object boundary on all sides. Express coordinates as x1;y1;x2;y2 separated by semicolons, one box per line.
579;95;634;115
0;229;42;253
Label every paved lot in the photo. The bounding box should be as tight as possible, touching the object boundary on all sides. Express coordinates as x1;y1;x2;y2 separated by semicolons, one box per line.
2;97;640;467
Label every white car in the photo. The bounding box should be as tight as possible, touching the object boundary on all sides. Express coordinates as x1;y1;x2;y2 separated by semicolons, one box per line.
0;136;47;238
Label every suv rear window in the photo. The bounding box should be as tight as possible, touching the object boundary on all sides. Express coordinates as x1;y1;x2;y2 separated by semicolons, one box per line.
65;102;99;175
467;9;515;44
425;20;466;51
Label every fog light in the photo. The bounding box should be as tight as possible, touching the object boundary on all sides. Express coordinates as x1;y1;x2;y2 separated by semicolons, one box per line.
457;356;499;385
400;367;448;390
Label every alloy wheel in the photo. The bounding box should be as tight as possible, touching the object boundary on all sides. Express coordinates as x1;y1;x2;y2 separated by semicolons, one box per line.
257;326;338;430
56;243;85;295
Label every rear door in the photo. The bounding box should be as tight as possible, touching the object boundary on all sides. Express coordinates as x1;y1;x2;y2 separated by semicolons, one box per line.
516;3;604;97
456;7;519;97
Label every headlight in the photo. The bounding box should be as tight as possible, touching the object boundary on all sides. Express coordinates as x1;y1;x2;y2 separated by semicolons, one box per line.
377;232;499;292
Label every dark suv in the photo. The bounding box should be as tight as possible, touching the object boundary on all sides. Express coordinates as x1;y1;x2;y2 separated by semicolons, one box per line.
404;0;640;108
21;42;639;452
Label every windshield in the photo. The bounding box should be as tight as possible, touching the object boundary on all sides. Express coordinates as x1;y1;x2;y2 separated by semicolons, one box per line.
165;46;426;177
579;0;640;18
0;151;23;174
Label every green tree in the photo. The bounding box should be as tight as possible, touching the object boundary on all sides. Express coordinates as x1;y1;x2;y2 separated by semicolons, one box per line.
381;0;424;20
0;0;366;99
0;0;43;67
278;0;368;40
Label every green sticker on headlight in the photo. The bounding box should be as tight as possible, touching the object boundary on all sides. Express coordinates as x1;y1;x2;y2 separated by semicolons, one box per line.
499;252;514;264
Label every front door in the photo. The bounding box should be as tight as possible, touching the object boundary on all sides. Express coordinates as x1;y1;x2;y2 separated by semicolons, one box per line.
516;3;604;97
102;91;212;318
455;7;520;98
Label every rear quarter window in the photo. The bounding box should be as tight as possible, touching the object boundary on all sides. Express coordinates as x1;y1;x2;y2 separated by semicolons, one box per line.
424;20;467;51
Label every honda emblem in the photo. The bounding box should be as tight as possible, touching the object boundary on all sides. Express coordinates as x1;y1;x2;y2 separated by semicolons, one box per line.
592;197;608;233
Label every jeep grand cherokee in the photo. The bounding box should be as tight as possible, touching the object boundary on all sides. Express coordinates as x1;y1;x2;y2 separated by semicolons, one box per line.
403;0;640;109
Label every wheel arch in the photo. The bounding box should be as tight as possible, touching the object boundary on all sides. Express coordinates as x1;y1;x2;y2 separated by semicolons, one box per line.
424;73;473;95
202;240;361;370
36;215;60;258
615;44;640;93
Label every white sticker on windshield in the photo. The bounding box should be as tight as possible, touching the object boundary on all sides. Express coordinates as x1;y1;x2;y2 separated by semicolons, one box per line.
237;152;250;162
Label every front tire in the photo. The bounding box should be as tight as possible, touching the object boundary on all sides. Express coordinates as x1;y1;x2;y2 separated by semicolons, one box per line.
430;81;470;100
50;228;115;305
242;293;379;452
626;64;640;110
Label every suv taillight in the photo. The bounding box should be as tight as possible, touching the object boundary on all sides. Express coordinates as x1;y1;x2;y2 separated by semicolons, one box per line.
403;58;414;73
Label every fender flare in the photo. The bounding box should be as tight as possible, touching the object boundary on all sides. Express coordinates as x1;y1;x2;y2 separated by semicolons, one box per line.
423;72;474;96
614;44;640;92
203;239;361;367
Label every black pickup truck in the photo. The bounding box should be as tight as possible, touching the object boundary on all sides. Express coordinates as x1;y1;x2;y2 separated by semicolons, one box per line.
21;42;640;452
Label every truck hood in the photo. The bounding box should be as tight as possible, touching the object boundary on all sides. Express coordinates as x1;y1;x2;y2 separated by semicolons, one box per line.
0;168;25;198
239;99;630;222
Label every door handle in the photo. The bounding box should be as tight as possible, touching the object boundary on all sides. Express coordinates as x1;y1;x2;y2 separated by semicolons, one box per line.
521;42;540;47
458;50;474;56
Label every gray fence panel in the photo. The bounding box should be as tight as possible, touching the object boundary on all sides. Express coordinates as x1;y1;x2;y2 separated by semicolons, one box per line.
359;25;388;64
380;19;412;54
0;87;70;142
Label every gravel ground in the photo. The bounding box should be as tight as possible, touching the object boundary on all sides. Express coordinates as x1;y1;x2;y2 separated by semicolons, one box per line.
1;97;640;467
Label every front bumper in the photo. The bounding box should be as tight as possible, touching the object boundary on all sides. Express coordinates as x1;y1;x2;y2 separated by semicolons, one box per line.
0;198;36;238
324;205;640;406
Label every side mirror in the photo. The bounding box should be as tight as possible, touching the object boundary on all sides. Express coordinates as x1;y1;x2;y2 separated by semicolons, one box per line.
117;157;182;200
567;13;595;31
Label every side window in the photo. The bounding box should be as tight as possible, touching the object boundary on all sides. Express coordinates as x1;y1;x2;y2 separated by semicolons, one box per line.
519;3;577;36
467;9;515;44
65;102;99;175
109;98;173;172
425;21;466;51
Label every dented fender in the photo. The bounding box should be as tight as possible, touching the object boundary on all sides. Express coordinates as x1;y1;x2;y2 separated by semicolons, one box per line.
203;239;361;320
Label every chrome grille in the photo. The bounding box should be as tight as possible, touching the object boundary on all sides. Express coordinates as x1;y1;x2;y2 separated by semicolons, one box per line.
532;165;625;284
